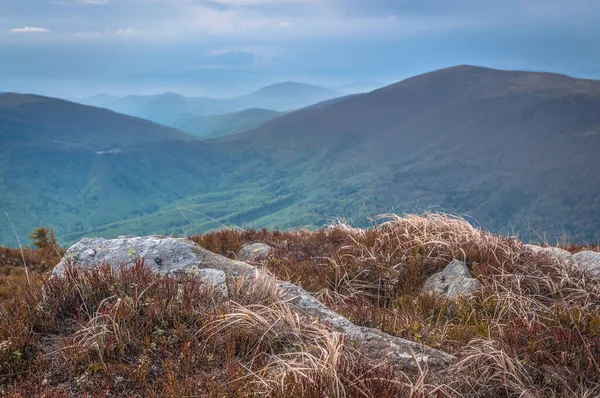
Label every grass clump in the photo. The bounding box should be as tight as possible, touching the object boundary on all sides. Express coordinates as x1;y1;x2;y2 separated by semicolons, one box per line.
194;212;600;396
0;263;424;397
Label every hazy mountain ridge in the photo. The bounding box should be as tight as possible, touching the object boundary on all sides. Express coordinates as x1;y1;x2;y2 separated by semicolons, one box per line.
80;82;342;126
2;65;600;245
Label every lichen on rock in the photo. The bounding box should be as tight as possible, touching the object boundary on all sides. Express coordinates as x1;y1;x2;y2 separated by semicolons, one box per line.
237;242;273;263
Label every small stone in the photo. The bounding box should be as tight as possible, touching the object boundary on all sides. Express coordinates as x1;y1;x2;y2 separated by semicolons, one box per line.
424;259;481;299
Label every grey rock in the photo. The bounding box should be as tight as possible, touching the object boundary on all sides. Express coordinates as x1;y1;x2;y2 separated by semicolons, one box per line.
195;268;228;298
524;244;573;262
277;280;456;370
237;243;273;263
572;251;600;278
55;235;455;370
53;235;256;278
424;259;481;299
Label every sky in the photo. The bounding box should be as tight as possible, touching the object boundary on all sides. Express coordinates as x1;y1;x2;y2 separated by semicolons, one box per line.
1;0;599;98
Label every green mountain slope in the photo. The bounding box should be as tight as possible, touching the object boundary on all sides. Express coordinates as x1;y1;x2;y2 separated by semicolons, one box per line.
2;66;600;246
218;65;600;240
0;94;218;245
172;108;283;138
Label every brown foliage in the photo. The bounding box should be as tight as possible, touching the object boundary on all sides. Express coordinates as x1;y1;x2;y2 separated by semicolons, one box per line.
1;213;600;396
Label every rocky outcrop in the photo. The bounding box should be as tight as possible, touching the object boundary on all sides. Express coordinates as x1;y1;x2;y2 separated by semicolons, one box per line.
525;244;600;279
237;243;273;263
524;244;572;262
424;260;481;299
54;235;456;370
572;251;600;278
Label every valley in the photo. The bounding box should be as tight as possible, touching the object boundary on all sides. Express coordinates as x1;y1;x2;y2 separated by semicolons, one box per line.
2;65;600;246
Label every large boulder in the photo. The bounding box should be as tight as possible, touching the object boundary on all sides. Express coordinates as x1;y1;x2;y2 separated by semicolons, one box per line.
54;235;456;370
424;259;481;299
237;243;273;263
571;251;600;278
53;236;255;299
54;235;256;278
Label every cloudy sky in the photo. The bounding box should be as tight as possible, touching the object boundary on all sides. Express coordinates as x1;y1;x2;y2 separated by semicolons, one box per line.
1;0;599;98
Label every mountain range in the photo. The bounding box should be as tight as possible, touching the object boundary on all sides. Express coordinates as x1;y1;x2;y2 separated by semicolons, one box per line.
2;65;600;246
81;82;341;126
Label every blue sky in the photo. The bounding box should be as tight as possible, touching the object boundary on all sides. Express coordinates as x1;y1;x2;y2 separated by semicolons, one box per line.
1;0;599;98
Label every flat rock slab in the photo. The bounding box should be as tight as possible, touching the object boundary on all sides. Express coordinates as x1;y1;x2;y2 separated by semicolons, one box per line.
54;235;456;371
424;259;481;299
237;243;273;263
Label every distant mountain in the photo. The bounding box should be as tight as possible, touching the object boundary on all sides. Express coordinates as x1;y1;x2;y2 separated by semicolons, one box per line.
80;83;342;126
0;93;192;151
233;82;341;110
172;108;283;139
2;65;600;246
80;93;233;126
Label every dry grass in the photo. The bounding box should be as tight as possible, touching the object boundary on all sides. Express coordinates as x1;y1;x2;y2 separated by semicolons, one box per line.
1;212;600;396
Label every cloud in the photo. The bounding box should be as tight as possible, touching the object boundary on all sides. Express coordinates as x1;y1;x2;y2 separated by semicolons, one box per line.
72;28;137;38
277;22;291;28
116;28;136;35
9;26;49;33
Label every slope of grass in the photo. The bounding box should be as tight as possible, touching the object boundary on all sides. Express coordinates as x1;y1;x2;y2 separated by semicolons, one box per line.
1;213;599;397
